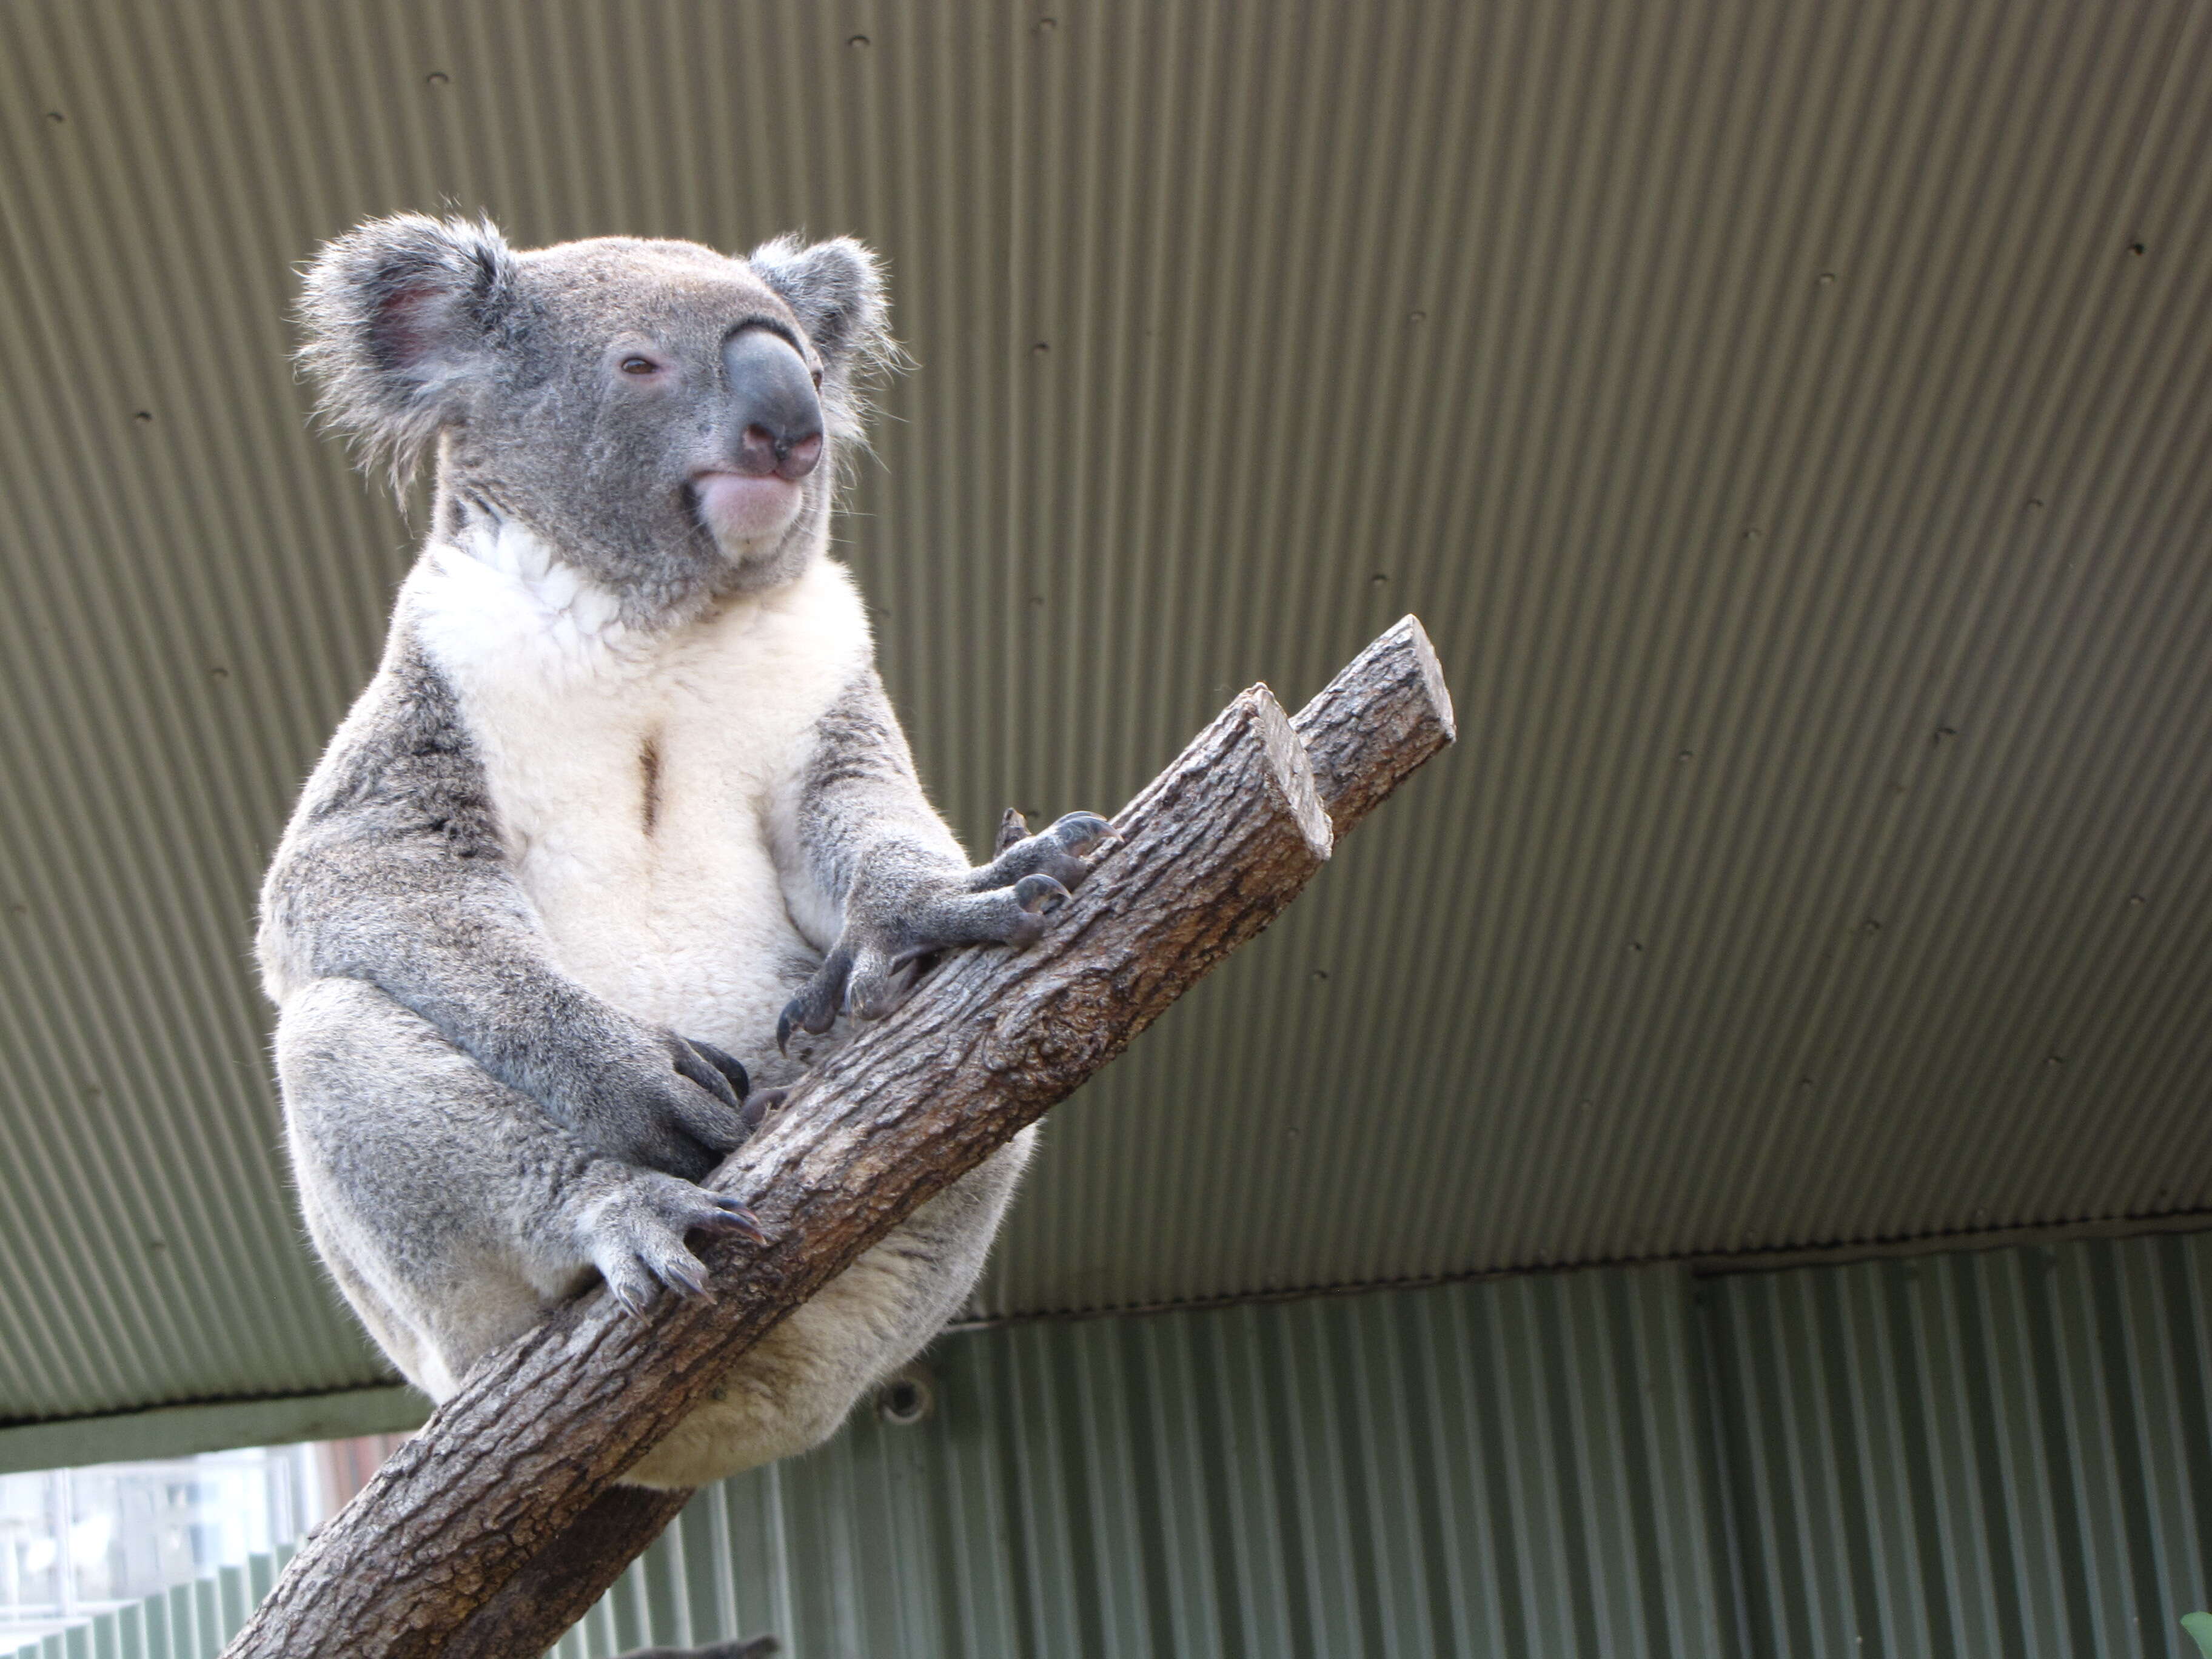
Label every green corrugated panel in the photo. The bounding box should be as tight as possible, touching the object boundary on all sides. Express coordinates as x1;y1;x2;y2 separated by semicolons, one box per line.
1705;1233;2212;1658
24;1242;2212;1657
554;1268;1731;1659
8;1272;1725;1659
565;1238;2212;1657
4;1546;293;1659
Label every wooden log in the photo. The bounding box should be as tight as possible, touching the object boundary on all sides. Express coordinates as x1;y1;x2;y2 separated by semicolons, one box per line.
222;618;1452;1659
440;1484;693;1659
1290;614;1456;837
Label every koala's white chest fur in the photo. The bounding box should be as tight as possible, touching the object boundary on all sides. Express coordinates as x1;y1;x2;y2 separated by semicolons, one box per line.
407;523;868;1057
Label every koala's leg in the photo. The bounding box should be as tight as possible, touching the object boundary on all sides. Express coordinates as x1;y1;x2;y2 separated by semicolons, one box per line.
625;1127;1037;1488
276;977;757;1398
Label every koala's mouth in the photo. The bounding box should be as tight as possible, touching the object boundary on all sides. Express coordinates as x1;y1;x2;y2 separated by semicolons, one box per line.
689;471;805;546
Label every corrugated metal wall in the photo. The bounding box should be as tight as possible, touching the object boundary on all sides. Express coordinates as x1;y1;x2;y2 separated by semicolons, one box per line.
1706;1234;2212;1659
4;1544;295;1659
10;1270;1732;1659
24;1238;2212;1659
554;1269;1730;1659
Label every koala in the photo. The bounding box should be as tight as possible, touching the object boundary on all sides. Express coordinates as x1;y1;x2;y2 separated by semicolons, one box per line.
258;215;1108;1490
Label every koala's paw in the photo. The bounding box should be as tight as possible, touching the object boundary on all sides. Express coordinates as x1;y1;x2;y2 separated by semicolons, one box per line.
567;1031;757;1181
677;1037;764;1134
580;1168;766;1316
777;811;1116;1049
954;811;1118;955
977;809;1118;891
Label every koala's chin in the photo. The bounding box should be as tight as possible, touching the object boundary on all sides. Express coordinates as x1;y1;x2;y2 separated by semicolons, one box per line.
696;471;803;543
692;482;813;591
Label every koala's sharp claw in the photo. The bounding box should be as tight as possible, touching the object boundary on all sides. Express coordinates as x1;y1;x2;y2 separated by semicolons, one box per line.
672;1041;742;1110
780;944;856;1048
682;1038;750;1102
660;1040;755;1161
707;1197;768;1243
585;1170;755;1316
1050;811;1114;856
662;1256;710;1298
803;820;1101;1036
1013;873;1071;914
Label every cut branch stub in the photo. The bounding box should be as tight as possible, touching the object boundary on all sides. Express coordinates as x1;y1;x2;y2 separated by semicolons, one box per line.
224;677;1370;1659
1292;614;1455;837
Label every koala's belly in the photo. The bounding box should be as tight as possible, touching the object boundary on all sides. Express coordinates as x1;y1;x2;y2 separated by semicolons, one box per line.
477;665;831;1062
514;785;810;1060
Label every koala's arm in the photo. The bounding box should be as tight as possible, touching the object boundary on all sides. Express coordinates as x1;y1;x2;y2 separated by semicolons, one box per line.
258;646;753;1177
773;668;1111;1043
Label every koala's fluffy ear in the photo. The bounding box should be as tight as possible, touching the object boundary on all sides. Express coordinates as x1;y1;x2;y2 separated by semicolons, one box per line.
746;236;899;427
297;214;522;495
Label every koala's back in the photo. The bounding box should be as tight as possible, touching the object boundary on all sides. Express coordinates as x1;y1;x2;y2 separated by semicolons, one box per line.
407;519;871;1073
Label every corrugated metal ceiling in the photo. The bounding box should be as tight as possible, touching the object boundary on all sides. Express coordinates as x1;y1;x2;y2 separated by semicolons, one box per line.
2;0;2210;1435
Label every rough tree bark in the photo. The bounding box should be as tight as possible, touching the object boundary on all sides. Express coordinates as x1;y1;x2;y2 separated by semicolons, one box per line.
222;617;1452;1659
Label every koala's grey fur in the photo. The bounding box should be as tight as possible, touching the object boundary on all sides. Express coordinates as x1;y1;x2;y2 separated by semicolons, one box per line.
260;215;1107;1490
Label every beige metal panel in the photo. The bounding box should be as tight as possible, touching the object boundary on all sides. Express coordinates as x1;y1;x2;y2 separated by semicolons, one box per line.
970;0;2212;1309
0;0;2209;1433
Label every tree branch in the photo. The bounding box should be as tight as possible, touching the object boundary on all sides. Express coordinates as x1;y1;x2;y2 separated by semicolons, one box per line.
443;1484;694;1659
222;618;1452;1659
1290;613;1456;837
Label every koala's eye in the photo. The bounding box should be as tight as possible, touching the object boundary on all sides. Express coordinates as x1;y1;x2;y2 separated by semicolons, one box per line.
811;368;823;389
620;355;659;375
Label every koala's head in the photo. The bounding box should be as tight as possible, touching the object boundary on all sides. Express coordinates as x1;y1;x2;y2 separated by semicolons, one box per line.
298;214;895;611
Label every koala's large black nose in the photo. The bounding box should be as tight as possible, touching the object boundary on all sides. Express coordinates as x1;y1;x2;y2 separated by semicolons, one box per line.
722;327;824;482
